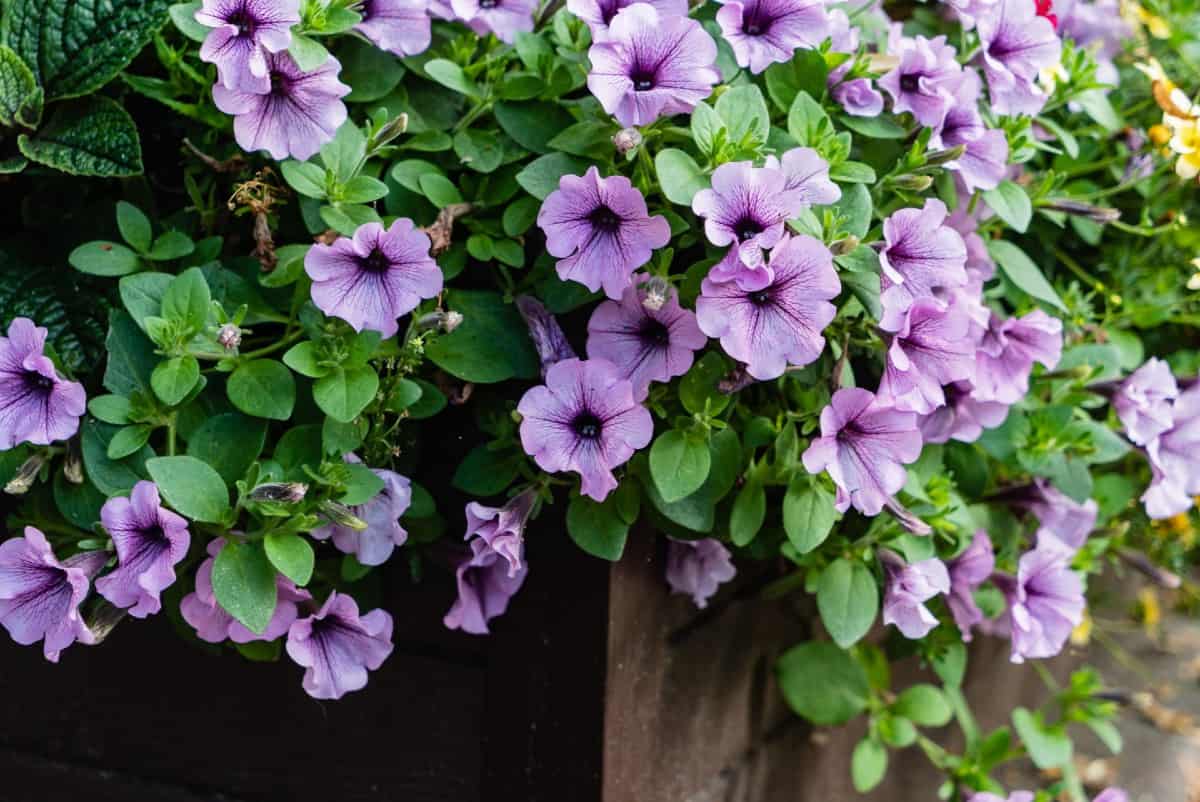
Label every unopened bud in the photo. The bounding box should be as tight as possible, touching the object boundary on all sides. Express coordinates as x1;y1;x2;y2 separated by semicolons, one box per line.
5;452;47;495
63;439;83;484
374;113;409;148
613;127;642;156
248;482;308;504
217;323;242;351
1118;547;1182;589
442;310;464;333
891;174;933;192
85;600;127;644
416;309;467;334
320;500;368;531
1042;199;1121;224
885;498;933;536
925;144;967;166
641;276;670;312
830;235;860;256
516;295;577;376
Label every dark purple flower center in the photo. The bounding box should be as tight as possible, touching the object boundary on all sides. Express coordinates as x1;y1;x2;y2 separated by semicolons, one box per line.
360;248;392;274
629;66;656;92
269;71;290;95
742;7;773;36
24;371;54;394
572;411;603;440
227;7;257;36
359;0;376;20
588;205;623;233
141;523;169;546
480;0;499;8
748;289;773;306
598;0;621;24
638;318;671;347
899;73;920;94
733;217;763;242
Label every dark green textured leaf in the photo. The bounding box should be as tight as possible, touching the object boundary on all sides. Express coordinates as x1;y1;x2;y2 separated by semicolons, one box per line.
0;44;41;128
81;419;152;495
18;96;143;176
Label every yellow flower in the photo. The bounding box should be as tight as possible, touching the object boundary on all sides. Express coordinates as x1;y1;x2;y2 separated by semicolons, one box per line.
1165;114;1200;180
1137;587;1162;636
1136;59;1199;119
1149;123;1172;146
1125;0;1171;37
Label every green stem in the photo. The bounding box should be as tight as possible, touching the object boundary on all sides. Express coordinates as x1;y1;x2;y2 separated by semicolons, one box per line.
1052;246;1104;291
167;415;178;456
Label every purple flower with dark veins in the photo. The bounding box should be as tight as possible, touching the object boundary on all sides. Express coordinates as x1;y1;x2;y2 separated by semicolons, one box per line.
587;278;707;401
0;527;107;662
444;519;529;635
196;0;300;93
354;0;432;57
286;591;394;700
0;317;86;450
517;295;578;377
947;530;995;640
305;218;442;338
696;234;840;381
1114;358;1178;446
881;550;951;638
538;166;671;300
878;32;964;128
587;3;720;127
946;206;996;286
451;0;537;42
826;9;886;116
212;51;350;160
919;380;1010;444
665;538;737;608
878;298;976;415
972;309;1062;404
996;543;1084;663
802;387;924;516
313;455;411;567
1143;384;1200;519
567;0;688;39
762;147;841;206
878;199;968;331
932;70;1009;193
461;491;536;578
518;358;653;501
94;481;190;618
715;0;831;74
976;0;1062;116
943;0;999;28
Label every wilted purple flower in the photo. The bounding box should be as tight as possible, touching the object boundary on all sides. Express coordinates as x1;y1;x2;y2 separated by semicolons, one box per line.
696;234;840;381
451;0;536;41
972;310;1062;404
833;78;886;116
587;3;720;127
538;166;671;300
878;299;976;415
943;0;999;27
587;278;707;401
802;388;924;516
879;199;968;331
516;296;578;376
462;491;536;577
1114;358;1178;446
305;218;442;338
976;0;1062;116
932;71;1009;192
212;51;350;160
518;358;653;501
919;380;1010;443
1143;385;1200;519
567;0;688;39
665;537;736;608
1000;544;1084;663
1000;477;1097;552
444;526;529;635
196;0;300;93
312;456;411;567
878;33;963;128
0;528;107;662
94;482;190;618
763;147;841;206
881;550;951;639
286;591;394;700
181;538;311;644
355;0;431;56
0;317;86;450
715;0;830;74
947;530;995;639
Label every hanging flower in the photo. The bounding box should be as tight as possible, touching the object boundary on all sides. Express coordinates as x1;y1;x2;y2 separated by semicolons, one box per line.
976;0;1063;116
997;543;1084;663
665;538;737;608
286;591;394;700
999;478;1097;552
878;199;968;331
1114;358;1178;446
305;218;442;338
972;309;1063;404
95;481;191;618
1143;384;1200;519
878;298;976;415
932;71;1009;193
919;380;1010;444
312;455;412;567
517;295;578;376
714;0;830;74
196;0;300;93
878;33;963;128
0;317;86;450
567;0;687;39
881;550;951;639
354;0;432;57
461;491;536;577
451;0;537;41
827;8;886;117
444;505;530;634
947;531;996;640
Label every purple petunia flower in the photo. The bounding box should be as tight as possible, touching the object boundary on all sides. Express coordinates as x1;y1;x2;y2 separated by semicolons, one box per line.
451;0;537;42
180;538;311;644
947;530;995;640
881;550;951;639
444;521;529;635
1092;790;1129;802
826;8;885;115
695;234;840;381
286;591;394;700
312;455;411;567
1057;0;1130;89
538;166;671;300
997;543;1084;663
947;205;996;286
971;793;1035;802
714;0;830;74
196;0;300;93
94;481;190;618
665;537;737;608
212;51;350;161
932;70;1009;193
802;387;924;516
567;0;688;39
354;0;432;56
833;78;886;117
878;32;963;128
878;298;976;415
1114;358;1178;446
972;309;1062;404
587;3;720;127
976;0;1062;116
943;0;999;28
305;218;442;338
762;147;841;207
0;528;107;662
993;477;1097;551
0;317;86;450
587;278;707;401
461;491;536;578
878;199;968;331
517;295;578;376
1143;384;1200;519
919;380;1010;443
518;358;653;502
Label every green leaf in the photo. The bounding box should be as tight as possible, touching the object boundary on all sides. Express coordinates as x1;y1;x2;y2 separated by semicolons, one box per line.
932;642;967;688
764;48;828;113
516;152;590;200
106;424;153;459
782;479;837;553
282;341;330;378
6;0;170;100
679;351;731;416
655;148;708;206
146;455;230;523
227;360;296;420
566;493;630;561
281;160;328;199
987;239;1066;311
817;558;878;649
830;182;872;238
730;479;766;546
1074;89;1122;132
689;101;724;157
340;36;404;102
161;267;211;331
288;33;330;72
830;161;877;184
0;45;42;128
546;120;613;158
211;540;278;634
715;84;770;145
838;114;907;139
649;431;712;503
68;241;140;276
81;419;151;495
146;231;195;262
494;100;574;154
777;641;869;725
53;471;106;530
893;684;953;727
787;90;832;147
982;181;1032;233
18;96;143;176
502;195;541;236
404;378;445;419
118;272;171;326
151;356;200;406
453;128;504;173
452;445;522;496
102;310;156;395
320;121;366;184
88;394;132;424
1012;707;1072;769
186;412;266;483
168;2;209;42
313;366;379;423
426;290;538;383
424;59;481;98
418;173;463;206
264;532;315;586
116;201;152;253
851;738;888;793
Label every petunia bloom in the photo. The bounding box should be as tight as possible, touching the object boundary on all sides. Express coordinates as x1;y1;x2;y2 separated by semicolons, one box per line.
95;481;190;618
538;167;671;300
461;491;536;578
196;0;300;93
918;380;1010;444
518;358;653;501
665;538;737;608
1000;478;1097;552
1143;384;1200;519
567;0;688;39
517;295;578;376
878;199;968;331
878;33;963;128
0;317;86;450
695;234;840;381
286;591;394;700
212;51;350;160
972;310;1062;404
354;0;432;56
587;3;720;127
762;147;841;207
932;70;1009;193
878;298;976;415
312;455;411;567
827;8;885;117
881;550;951;639
1114;357;1178;446
0;528;107;662
451;0;537;42
181;538;311;644
444;509;530;634
802;387;924;516
999;543;1084;663
947;530;995;640
715;0;830;74
305;218;442;338
976;0;1063;116
943;0;1000;28
587;278;707;401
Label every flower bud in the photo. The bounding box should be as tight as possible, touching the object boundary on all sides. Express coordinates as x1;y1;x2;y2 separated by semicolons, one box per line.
4;452;47;495
416;309;467;334
248;482;308;504
443;310;464;333
217;323;242;351
63;440;84;485
516;295;577;376
1042;199;1121;224
885;498;933;536
924;144;967;166
85;600;127;645
890;174;933;191
641;275;670;312
373;113;409;148
612;127;642;156
319;500;368;531
830;235;860;256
